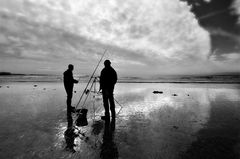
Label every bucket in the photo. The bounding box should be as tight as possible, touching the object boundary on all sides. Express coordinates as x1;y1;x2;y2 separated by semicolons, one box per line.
75;108;88;126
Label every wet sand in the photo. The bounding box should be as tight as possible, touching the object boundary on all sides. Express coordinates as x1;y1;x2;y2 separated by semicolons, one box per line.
0;82;240;159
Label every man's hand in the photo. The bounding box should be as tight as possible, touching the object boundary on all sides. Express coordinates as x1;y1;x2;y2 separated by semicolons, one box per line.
74;79;78;84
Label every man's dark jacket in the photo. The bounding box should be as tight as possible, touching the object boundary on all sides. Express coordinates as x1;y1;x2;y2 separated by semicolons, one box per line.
100;66;117;90
63;69;78;91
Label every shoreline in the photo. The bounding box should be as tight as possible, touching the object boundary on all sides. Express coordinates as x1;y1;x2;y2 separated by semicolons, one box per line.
0;80;240;84
0;74;239;84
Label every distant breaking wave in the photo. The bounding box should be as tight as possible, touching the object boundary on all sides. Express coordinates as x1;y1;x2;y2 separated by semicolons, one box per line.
0;74;240;83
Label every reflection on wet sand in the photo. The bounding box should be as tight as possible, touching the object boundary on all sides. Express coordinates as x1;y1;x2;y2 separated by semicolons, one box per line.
59;85;197;158
181;95;240;159
64;127;78;153
100;118;118;159
113;84;240;159
55;83;240;159
1;83;240;158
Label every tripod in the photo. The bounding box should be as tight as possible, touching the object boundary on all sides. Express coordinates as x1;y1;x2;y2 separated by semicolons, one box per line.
74;76;100;127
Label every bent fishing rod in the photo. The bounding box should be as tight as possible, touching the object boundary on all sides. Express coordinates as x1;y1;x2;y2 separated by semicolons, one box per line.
75;49;107;109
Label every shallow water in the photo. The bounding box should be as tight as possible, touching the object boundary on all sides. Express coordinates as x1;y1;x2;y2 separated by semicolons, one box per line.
0;82;240;159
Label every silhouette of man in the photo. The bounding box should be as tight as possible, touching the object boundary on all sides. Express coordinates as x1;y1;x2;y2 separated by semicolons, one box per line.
64;64;78;128
99;60;117;119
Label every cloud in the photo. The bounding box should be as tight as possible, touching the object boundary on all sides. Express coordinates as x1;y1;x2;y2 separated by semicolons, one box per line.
1;0;239;75
203;0;212;3
211;52;240;61
232;0;240;23
206;27;240;55
3;0;211;60
209;28;240;41
0;33;8;44
221;53;240;61
209;52;240;73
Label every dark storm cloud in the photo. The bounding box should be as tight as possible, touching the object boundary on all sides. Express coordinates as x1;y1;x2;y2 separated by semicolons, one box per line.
182;0;240;57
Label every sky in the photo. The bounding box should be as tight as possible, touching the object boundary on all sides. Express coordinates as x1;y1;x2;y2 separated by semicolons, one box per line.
0;0;239;77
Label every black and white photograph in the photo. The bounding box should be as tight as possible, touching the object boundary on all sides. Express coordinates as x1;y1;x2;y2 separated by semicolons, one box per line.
0;0;240;158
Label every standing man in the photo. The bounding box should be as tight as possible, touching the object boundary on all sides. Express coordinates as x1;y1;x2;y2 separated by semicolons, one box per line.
99;60;118;120
64;64;78;128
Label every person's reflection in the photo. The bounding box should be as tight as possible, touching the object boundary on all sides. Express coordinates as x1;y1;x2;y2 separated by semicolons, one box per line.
100;117;118;159
64;127;78;153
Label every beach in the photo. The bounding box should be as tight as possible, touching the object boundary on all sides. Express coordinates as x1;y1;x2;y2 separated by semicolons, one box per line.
0;81;240;159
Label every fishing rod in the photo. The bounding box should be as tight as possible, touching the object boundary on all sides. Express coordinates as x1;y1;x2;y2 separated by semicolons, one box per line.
75;49;107;109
